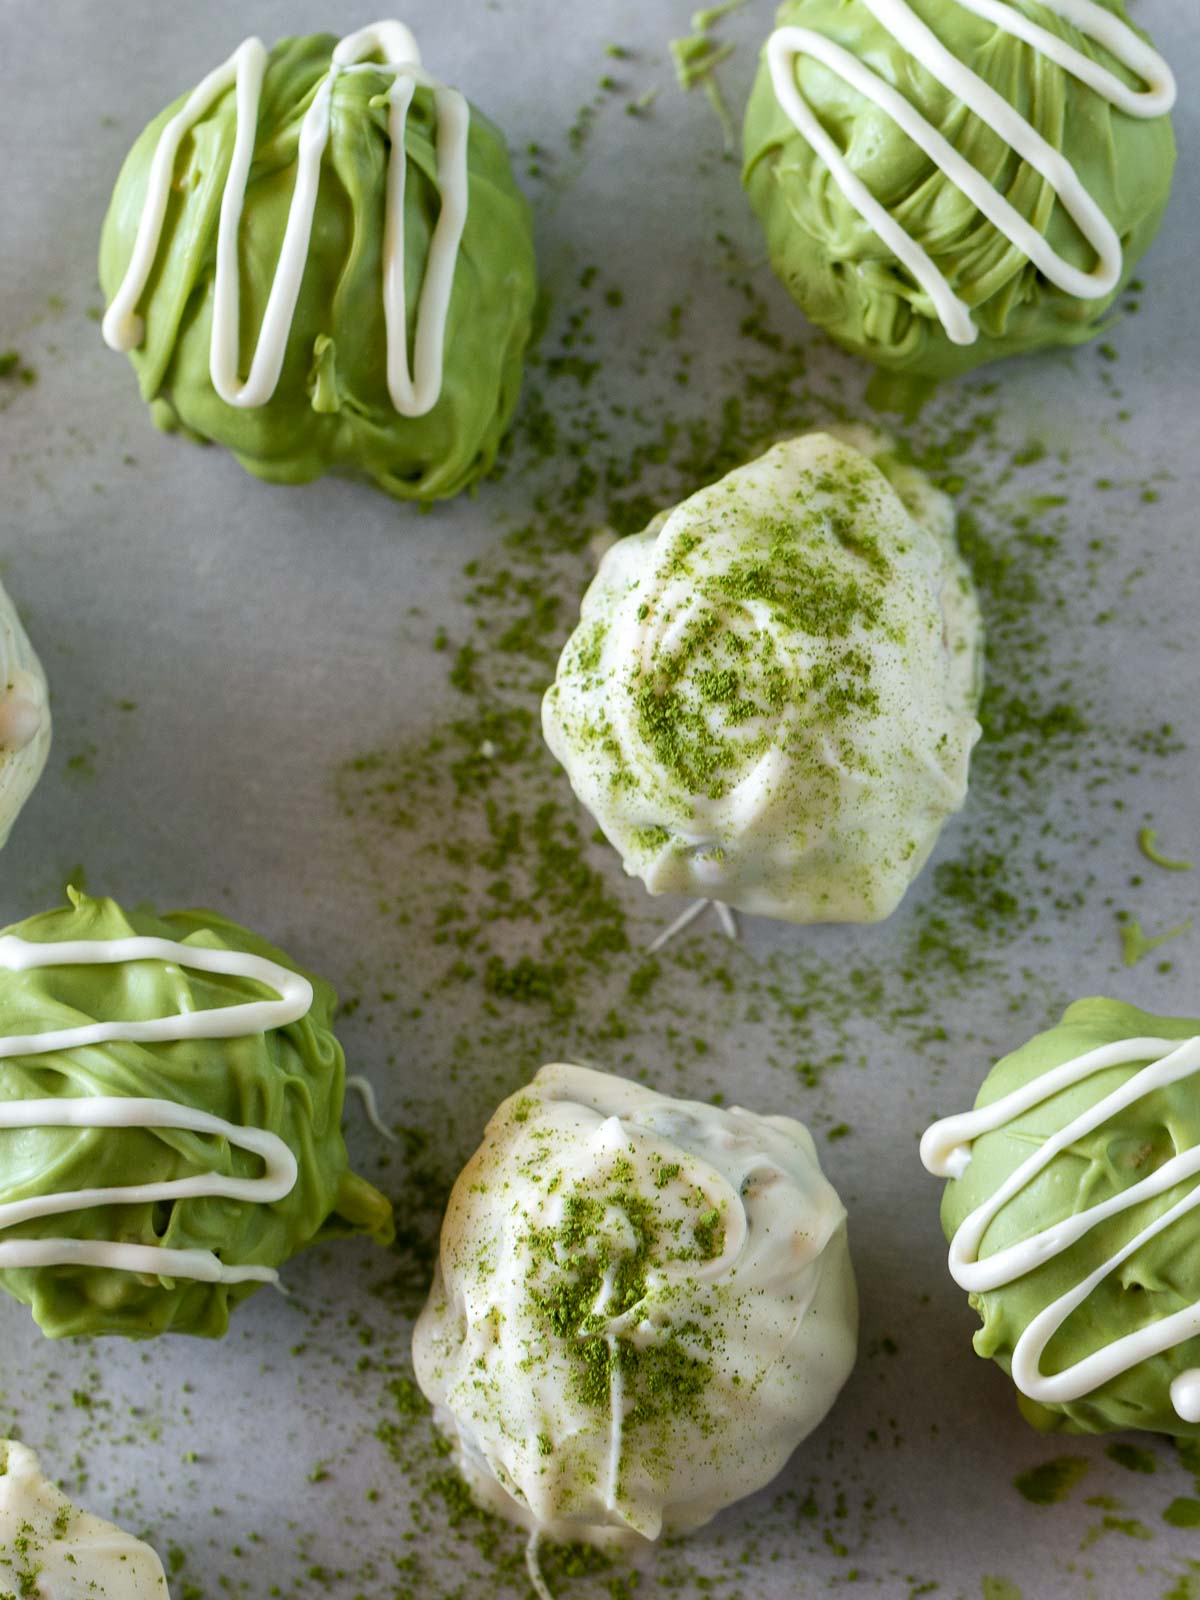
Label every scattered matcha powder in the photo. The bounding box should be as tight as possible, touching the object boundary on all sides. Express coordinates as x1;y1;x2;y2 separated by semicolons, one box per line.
1013;1456;1090;1506
7;55;1177;1600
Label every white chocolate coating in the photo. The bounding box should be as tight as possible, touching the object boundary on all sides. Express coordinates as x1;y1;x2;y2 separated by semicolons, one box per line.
543;428;982;924
102;20;468;417
0;1440;169;1598
414;1064;857;1546
766;0;1176;345
0;934;309;1286
0;577;51;852
921;1033;1200;1419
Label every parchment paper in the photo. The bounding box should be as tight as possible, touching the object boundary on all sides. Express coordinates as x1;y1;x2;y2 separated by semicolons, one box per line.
0;4;1197;1597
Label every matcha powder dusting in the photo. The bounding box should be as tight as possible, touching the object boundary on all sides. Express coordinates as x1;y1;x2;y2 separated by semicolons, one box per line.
411;1064;856;1546
542;426;983;925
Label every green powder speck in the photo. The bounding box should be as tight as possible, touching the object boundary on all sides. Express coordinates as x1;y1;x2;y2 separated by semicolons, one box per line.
1164;1499;1200;1529
1106;1442;1157;1474
981;1580;1024;1600
1120;916;1193;967
1014;1456;1090;1505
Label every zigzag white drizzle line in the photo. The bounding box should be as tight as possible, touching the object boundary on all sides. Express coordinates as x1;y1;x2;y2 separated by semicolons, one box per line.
0;934;313;1054
0;932;312;1285
766;0;1176;345
921;1033;1200;1420
102;19;469;417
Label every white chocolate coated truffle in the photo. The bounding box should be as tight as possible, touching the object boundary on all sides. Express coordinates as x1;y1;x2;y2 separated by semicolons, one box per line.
0;577;50;851
0;1440;169;1598
413;1064;857;1547
542;428;982;923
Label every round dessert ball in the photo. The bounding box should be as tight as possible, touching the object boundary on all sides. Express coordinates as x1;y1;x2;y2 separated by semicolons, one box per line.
0;576;50;854
99;21;537;500
742;0;1176;378
0;889;393;1339
413;1063;858;1546
0;1439;169;1597
542;427;982;924
922;998;1200;1436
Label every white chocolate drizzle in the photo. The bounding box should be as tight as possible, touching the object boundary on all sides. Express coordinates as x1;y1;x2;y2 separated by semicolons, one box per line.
0;933;312;1286
102;19;469;416
921;1033;1200;1418
645;898;738;955
346;1072;399;1144
766;0;1176;345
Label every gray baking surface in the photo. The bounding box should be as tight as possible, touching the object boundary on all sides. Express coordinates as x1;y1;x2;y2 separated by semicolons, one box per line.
1;2;1197;1597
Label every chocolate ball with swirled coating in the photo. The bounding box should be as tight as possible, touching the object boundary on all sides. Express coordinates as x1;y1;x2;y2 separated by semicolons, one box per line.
0;890;393;1340
742;0;1176;378
543;427;982;924
925;998;1200;1436
414;1063;857;1546
99;23;537;500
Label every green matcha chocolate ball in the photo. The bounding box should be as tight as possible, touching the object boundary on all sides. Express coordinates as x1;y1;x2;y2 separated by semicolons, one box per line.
99;22;537;500
0;890;394;1340
742;0;1176;378
922;998;1200;1436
